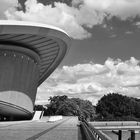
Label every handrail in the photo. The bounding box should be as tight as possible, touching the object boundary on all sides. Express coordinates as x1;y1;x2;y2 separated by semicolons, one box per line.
80;120;112;140
80;122;95;140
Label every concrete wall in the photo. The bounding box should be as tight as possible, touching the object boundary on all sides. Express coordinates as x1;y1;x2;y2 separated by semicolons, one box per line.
0;45;39;119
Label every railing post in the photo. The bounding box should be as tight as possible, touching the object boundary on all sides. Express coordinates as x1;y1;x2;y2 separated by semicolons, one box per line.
118;130;122;140
131;130;135;140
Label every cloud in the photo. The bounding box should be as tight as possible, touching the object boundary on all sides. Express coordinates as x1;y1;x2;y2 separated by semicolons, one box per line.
109;34;117;38
5;0;92;39
0;0;18;19
136;22;140;28
125;31;133;34
82;0;140;20
37;57;140;105
1;0;140;39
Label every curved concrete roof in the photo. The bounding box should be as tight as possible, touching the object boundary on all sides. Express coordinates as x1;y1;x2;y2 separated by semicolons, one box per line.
0;20;71;86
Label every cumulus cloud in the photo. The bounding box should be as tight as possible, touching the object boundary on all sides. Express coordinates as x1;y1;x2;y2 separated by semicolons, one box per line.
36;57;140;105
1;0;140;39
0;0;18;19
5;0;92;39
82;0;140;20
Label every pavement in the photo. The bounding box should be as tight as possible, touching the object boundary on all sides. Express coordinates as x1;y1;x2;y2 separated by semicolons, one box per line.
0;116;81;140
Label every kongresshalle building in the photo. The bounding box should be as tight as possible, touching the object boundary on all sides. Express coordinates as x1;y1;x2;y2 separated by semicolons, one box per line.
0;20;71;120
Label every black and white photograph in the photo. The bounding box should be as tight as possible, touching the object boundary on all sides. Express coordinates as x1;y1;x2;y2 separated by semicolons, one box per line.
0;0;140;140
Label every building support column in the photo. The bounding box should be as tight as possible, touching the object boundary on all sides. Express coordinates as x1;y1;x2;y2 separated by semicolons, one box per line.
118;130;122;140
130;130;135;140
112;130;122;140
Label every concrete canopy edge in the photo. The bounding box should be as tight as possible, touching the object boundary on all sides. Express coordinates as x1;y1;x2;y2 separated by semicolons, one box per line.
0;20;71;86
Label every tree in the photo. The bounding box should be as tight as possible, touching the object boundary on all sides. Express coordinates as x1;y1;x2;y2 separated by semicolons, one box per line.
56;99;78;116
34;105;44;111
96;93;140;121
44;95;95;120
45;95;68;115
71;98;95;119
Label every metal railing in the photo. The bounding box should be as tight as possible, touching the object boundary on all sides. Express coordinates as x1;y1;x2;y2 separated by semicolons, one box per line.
80;120;112;140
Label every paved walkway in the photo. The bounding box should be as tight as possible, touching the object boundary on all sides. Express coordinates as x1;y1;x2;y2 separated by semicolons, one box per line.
0;116;80;140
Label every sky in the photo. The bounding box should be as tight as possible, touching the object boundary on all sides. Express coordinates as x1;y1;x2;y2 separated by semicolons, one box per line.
1;0;140;105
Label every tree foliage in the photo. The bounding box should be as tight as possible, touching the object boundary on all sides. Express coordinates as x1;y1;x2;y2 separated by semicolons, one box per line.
96;93;140;121
44;95;95;120
34;105;44;111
